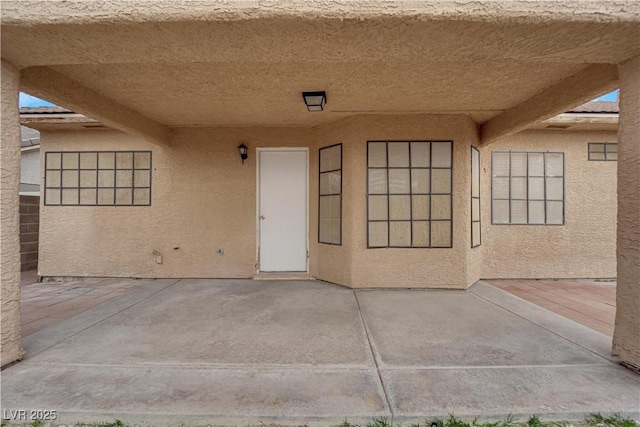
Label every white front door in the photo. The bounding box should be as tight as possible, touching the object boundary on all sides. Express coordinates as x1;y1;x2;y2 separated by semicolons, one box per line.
258;149;308;272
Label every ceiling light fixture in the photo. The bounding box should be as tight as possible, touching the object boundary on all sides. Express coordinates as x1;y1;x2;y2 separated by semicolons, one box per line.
302;91;327;112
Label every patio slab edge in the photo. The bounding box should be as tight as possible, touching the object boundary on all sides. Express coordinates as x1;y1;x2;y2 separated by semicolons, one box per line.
20;278;180;358
469;281;616;363
1;364;390;427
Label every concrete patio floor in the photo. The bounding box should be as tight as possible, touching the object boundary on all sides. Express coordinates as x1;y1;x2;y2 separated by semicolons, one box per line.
487;279;616;336
1;279;638;426
19;270;151;337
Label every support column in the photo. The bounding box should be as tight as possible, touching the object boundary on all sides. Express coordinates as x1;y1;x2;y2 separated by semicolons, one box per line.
1;59;24;367
613;54;640;370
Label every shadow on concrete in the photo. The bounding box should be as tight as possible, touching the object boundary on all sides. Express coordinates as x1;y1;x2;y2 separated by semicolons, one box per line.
2;279;638;426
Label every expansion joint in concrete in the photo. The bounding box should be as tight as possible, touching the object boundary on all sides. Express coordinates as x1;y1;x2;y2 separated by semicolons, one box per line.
353;290;395;421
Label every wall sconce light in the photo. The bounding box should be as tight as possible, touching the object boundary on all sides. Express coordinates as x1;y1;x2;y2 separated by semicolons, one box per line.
238;143;248;163
302;91;327;112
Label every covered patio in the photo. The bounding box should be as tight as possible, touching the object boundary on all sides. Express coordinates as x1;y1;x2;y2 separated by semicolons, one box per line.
2;278;638;425
1;0;639;407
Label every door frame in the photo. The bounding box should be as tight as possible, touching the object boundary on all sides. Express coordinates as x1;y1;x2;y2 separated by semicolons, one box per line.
255;147;309;274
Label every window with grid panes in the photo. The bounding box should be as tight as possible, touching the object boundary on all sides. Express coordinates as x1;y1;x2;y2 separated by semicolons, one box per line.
491;151;564;225
367;141;453;248
588;142;617;161
471;147;481;247
318;144;342;245
45;151;152;206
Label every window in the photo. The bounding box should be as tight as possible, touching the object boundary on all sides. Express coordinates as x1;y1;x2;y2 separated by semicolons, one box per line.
318;144;342;245
45;151;152;206
367;140;453;248
471;147;481;247
588;142;617;161
491;151;564;225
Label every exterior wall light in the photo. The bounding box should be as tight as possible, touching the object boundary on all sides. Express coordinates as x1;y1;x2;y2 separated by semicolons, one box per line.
302;91;327;111
238;143;248;163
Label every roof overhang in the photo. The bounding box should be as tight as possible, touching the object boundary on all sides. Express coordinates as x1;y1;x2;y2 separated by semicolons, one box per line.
20;111;102;131
21;108;619;133
532;113;619;132
3;1;640;26
20;144;40;152
3;1;639;145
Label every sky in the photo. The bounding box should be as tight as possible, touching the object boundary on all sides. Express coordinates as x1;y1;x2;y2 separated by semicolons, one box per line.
18;90;620;108
593;90;619;102
19;92;55;107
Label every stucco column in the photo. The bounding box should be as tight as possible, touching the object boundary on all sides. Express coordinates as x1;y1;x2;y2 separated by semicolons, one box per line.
1;59;24;367
613;54;640;370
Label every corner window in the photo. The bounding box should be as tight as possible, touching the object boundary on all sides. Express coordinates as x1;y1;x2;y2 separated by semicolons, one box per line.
588;142;617;161
318;144;342;245
471;147;481;247
491;151;564;225
367;140;453;248
45;151;152;206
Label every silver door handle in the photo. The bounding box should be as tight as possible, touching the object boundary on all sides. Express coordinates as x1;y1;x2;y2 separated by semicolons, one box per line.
260;215;266;220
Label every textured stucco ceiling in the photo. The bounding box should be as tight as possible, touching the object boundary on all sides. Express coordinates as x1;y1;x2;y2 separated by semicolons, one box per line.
2;1;639;128
4;19;640;67
3;1;640;26
47;61;586;126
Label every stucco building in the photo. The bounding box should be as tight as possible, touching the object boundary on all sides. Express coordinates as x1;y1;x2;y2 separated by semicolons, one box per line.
18;125;40;271
21;103;619;285
1;1;638;371
19;125;39;196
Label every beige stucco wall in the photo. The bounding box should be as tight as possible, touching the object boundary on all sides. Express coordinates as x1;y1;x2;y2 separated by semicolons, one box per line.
5;1;640;27
316;115;479;288
613;55;640;369
311;119;353;286
1;59;24;366
465;142;485;287
38;118;618;288
466;146;486;287
38;128;316;278
481;130;618;279
39;115;480;288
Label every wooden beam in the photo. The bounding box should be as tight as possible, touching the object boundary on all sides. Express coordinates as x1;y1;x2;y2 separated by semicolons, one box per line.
479;64;619;146
20;66;171;146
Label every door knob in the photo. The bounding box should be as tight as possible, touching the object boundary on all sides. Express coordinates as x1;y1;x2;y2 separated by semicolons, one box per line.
260;215;266;220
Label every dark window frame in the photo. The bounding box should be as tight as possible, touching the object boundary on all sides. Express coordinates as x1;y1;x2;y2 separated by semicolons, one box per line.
44;150;152;206
318;143;343;245
588;142;618;161
491;151;565;226
471;146;481;248
366;140;454;249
